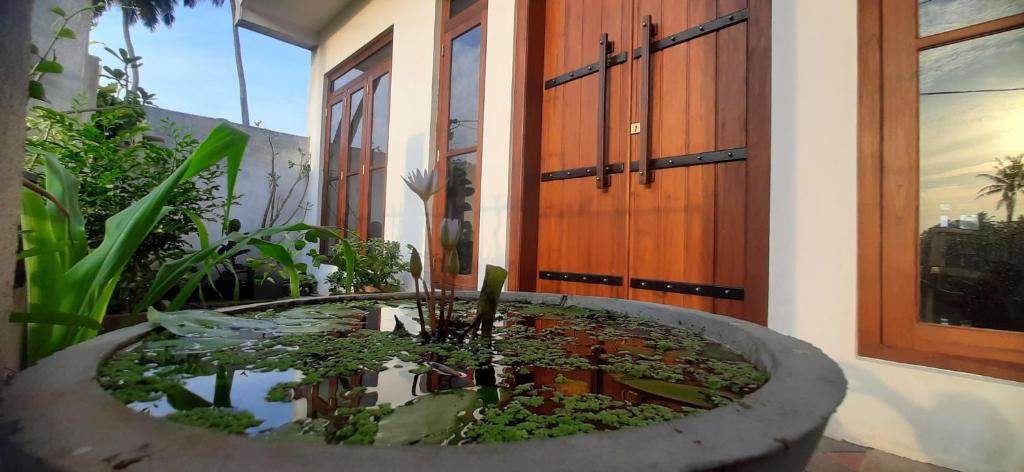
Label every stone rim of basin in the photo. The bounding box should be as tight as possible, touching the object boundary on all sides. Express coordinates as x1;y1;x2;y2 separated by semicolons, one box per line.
0;291;847;472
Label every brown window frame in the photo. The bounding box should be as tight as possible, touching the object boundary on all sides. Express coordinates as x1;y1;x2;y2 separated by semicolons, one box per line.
431;0;488;289
857;0;1024;382
320;29;394;245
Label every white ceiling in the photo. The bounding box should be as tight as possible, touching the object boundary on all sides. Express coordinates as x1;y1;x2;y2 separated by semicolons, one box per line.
236;0;355;49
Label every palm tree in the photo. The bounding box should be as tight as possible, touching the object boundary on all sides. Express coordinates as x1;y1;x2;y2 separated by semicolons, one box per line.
94;1;250;127
977;154;1024;222
93;0;181;92
188;0;250;126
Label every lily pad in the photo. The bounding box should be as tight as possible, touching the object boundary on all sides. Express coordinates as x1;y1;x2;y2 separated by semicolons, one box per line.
148;308;276;338
255;305;366;334
141;337;245;354
614;375;715;409
375;390;481;445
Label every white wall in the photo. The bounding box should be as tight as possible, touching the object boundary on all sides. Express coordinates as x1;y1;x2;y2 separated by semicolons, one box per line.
144;106;312;239
30;0;99;112
769;2;1024;471
307;0;515;288
475;0;515;285
306;0;438;286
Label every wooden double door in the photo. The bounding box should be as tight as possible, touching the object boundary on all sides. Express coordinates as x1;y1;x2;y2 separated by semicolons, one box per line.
534;0;763;321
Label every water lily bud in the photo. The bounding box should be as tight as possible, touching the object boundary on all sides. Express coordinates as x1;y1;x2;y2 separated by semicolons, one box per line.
440;218;461;250
410;247;422;279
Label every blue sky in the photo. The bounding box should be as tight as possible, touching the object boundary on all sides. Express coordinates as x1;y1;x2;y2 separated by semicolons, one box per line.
89;3;311;136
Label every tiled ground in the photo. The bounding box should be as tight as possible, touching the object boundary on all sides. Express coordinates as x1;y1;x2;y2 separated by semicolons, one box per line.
807;437;957;472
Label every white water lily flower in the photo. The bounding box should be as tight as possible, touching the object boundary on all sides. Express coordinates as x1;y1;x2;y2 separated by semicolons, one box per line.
402;168;440;202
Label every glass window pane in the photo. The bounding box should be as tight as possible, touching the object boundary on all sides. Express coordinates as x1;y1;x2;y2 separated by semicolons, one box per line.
368;169;386;239
347;89;365;173
327;101;343;178
919;0;1024;37
325;178;339;227
918;27;1024;332
449;0;478;18
444;152;477;275
447;26;482;150
332;43;393;92
371;74;390;168
344;175;361;237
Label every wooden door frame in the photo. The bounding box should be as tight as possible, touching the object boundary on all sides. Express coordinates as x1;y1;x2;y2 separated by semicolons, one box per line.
506;0;771;326
432;0;489;290
320;28;393;241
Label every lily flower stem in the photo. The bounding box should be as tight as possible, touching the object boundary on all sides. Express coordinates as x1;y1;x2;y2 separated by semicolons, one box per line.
412;276;427;338
423;207;438;334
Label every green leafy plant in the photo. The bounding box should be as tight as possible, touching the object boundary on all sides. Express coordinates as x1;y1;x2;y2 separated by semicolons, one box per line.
325;237;409;294
15;123;248;364
26;108;222;312
135;223;339;312
28;4;103;102
245;233;321;297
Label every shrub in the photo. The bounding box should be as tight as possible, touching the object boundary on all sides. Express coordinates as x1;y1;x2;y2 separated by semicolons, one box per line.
25;105;223;312
325;237;409;293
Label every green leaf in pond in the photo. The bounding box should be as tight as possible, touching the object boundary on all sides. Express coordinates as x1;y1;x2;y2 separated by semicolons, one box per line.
258;304;365;333
141;337;245;354
147;307;276;338
375;390;481;445
614;375;715;409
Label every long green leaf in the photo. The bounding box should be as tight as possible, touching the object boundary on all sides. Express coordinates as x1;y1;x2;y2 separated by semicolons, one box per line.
9;311;102;330
20;124;249;363
340;238;357;293
251;240;300;298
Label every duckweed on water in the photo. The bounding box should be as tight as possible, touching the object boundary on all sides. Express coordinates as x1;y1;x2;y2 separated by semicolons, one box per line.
166;408;263;435
101;300;767;445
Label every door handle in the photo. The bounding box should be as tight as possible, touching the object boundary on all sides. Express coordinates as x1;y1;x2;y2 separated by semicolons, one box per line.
596;33;611;189
637;15;653;185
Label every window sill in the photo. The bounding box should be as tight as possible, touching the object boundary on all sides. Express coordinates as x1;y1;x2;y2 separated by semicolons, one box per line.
858;342;1024;383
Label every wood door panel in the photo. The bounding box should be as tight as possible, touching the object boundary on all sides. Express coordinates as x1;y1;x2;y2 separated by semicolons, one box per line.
628;0;730;312
713;2;747;316
537;0;632;297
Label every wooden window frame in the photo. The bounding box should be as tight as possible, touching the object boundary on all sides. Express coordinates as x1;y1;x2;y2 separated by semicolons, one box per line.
320;29;394;244
857;0;1024;381
432;0;488;289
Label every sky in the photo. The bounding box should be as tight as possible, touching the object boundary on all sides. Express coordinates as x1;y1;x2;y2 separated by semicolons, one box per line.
89;3;311;136
917;1;1024;230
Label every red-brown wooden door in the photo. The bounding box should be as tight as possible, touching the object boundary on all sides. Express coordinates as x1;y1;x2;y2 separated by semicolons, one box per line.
536;0;754;320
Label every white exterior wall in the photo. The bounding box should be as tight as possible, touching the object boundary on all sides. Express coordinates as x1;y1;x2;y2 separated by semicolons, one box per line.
306;0;441;285
307;0;515;288
306;1;1024;470
770;2;1024;471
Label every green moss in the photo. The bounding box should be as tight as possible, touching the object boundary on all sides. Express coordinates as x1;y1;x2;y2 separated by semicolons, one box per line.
97;350;176;403
462;393;679;444
265;381;300;402
332;404;394;445
166;408;263;435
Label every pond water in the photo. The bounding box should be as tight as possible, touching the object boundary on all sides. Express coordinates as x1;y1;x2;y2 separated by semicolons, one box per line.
100;300;767;445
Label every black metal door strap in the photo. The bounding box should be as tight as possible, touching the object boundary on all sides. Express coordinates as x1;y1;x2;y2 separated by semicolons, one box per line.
540;148;745;182
631;278;744;300
539;271;624;286
543;9;748;90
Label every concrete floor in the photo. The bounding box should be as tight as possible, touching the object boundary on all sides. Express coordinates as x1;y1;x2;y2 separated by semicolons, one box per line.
807;437;957;472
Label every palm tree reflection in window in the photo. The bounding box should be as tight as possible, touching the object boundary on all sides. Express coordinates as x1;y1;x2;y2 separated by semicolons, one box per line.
445;154;476;275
